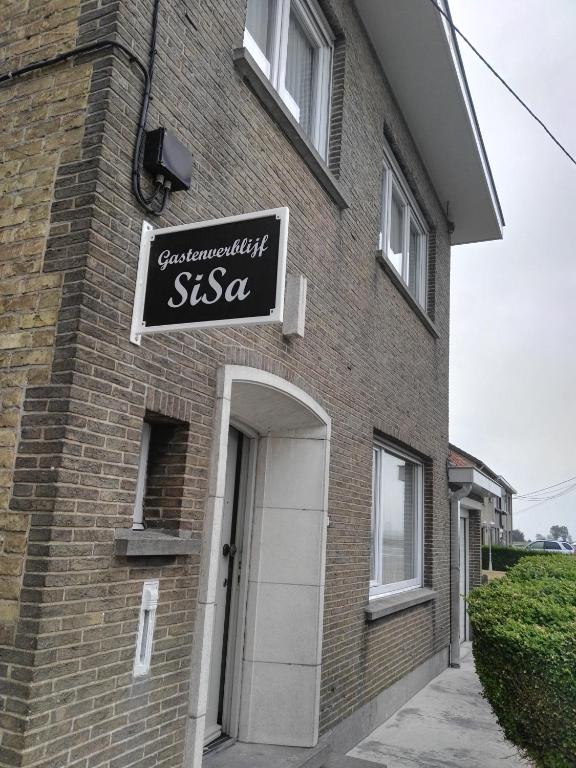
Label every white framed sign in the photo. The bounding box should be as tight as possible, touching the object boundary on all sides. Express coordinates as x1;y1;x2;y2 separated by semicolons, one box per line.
130;208;288;342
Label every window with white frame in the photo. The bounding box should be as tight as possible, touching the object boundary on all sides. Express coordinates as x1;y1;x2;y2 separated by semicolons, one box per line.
132;416;188;531
371;442;424;597
243;0;333;158
133;421;152;530
379;153;428;309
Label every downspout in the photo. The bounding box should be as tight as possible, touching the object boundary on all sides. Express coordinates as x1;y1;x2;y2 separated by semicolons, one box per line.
448;482;472;668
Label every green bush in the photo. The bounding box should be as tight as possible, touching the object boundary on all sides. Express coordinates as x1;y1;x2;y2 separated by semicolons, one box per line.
482;544;549;571
468;556;576;767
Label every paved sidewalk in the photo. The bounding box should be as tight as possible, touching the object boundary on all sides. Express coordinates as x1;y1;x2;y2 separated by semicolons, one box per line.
347;644;532;768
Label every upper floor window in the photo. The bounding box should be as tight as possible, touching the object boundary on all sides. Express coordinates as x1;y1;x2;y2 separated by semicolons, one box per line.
371;442;424;598
244;0;333;158
379;153;428;309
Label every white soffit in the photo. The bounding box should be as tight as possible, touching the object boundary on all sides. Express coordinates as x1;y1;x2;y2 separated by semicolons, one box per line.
355;0;504;245
449;466;502;498
231;382;325;433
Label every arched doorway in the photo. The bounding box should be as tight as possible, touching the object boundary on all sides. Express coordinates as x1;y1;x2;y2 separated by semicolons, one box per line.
186;367;331;768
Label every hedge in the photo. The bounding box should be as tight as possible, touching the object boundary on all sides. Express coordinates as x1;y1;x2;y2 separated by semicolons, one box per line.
481;544;550;571
468;556;576;767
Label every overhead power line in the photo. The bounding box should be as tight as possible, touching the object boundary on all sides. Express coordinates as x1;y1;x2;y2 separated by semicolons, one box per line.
514;483;576;515
515;474;576;499
428;0;576;169
515;483;576;504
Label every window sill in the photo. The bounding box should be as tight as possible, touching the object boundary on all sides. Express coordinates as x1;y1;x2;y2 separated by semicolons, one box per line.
233;46;348;211
113;528;201;557
376;251;439;339
365;587;437;621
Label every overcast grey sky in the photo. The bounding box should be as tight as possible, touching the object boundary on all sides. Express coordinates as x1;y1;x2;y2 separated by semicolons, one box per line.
448;0;576;540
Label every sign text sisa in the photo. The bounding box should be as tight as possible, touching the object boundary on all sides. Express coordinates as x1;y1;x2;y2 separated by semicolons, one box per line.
134;209;288;333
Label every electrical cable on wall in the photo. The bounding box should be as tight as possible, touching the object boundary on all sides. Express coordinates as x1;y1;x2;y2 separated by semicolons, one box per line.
0;0;174;215
131;0;170;214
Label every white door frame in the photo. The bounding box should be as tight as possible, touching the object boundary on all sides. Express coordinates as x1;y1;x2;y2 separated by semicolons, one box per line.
221;428;257;740
185;366;331;768
205;427;257;746
204;427;239;745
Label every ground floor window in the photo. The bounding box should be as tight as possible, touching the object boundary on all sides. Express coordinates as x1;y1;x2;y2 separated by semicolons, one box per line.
132;415;188;531
371;441;423;597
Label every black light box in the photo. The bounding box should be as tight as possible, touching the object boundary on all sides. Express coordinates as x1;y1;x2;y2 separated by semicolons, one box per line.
143;128;193;191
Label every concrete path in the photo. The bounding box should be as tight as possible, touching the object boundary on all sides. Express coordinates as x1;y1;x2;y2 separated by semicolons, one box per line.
347;644;532;768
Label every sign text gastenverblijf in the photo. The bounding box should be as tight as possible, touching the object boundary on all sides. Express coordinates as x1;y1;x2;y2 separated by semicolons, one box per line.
131;208;288;337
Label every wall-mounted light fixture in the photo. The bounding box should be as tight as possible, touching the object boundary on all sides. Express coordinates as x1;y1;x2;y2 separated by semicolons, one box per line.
133;579;159;677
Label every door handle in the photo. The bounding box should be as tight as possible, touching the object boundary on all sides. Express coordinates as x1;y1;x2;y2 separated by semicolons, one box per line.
222;543;237;557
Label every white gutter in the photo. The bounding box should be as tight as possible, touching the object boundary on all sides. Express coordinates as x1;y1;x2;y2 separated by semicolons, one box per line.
448;466;502;499
448;482;471;668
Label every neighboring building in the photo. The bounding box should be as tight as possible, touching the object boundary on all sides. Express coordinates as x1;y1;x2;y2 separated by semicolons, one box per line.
0;2;502;768
449;444;516;546
448;444;516;643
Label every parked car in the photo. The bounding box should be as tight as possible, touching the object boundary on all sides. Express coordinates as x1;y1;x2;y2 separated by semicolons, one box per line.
527;540;573;554
560;541;575;554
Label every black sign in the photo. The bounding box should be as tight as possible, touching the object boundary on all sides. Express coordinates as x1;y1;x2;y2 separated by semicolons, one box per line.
132;208;288;336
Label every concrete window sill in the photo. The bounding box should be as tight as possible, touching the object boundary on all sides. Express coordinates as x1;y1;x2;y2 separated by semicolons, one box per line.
113;528;201;557
233;46;348;211
365;587;437;621
376;251;439;339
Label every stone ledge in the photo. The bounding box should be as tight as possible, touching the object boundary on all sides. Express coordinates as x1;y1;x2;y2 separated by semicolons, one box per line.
203;740;330;768
375;251;440;339
365;588;437;621
113;528;201;557
233;47;348;211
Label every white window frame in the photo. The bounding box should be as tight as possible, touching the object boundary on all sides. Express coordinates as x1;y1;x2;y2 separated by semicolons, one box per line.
370;441;424;599
378;145;428;309
243;0;333;159
132;421;151;530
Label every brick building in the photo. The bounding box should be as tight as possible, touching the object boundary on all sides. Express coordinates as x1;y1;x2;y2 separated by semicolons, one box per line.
449;444;516;547
0;1;502;767
448;444;515;644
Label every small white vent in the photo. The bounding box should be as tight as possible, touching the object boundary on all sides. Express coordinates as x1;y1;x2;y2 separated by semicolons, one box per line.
133;579;159;677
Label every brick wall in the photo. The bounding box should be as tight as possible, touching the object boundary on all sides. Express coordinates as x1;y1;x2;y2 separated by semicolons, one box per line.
0;3;95;762
1;0;453;765
0;0;91;628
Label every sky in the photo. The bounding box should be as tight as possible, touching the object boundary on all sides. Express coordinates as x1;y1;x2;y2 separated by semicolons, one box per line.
448;0;576;541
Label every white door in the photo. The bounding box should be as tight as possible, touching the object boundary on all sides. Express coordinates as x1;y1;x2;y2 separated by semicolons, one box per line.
205;428;243;745
459;514;469;642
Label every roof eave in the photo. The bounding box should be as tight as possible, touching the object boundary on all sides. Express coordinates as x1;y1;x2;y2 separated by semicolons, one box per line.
354;0;504;245
449;466;503;498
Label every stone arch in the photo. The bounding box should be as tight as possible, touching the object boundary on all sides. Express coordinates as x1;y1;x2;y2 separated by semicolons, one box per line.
186;366;331;767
